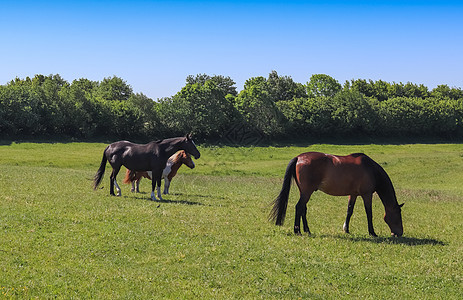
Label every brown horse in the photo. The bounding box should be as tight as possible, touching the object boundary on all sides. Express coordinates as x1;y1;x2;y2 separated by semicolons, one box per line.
123;150;195;194
270;152;403;237
93;134;200;201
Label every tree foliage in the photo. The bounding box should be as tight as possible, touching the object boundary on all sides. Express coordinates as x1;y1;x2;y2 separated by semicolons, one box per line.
1;72;462;142
157;77;238;139
306;74;341;98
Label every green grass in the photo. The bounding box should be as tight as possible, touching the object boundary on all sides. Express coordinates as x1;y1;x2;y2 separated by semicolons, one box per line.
0;142;462;298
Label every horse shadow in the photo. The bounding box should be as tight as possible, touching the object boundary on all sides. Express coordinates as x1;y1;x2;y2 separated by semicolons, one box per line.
129;193;206;206
156;198;205;206
329;233;446;246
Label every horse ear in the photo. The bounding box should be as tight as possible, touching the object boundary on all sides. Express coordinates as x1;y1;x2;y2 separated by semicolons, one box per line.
186;133;192;140
399;203;404;208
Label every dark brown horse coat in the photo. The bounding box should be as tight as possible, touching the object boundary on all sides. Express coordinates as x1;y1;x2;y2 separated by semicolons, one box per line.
270;152;403;237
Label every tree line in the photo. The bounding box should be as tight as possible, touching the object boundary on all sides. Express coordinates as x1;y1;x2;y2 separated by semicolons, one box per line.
1;72;462;142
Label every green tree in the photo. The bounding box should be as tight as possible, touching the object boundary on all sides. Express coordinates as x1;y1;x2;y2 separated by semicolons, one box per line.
186;74;238;96
2;77;41;135
431;85;463;100
348;79;377;99
128;93;161;137
330;90;377;134
107;100;144;138
96;76;133;101
306;74;341;98
402;82;429;98
267;70;307;101
158;78;238;138
235;77;285;136
277;96;335;136
36;74;70;134
58;78;99;136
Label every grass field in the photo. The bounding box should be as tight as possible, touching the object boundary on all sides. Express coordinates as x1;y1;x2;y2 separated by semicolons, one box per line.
0;142;462;299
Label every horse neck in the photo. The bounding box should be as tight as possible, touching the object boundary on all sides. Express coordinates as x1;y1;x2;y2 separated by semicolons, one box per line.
159;138;185;158
170;158;183;173
375;166;399;211
167;152;182;169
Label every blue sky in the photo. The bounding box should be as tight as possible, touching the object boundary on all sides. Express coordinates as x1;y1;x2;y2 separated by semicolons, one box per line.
1;1;462;99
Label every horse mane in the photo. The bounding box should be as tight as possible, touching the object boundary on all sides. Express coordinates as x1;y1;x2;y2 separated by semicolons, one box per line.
167;150;185;164
362;154;399;208
151;136;183;144
350;153;365;157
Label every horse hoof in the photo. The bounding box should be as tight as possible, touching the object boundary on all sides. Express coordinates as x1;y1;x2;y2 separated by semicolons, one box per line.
343;223;349;233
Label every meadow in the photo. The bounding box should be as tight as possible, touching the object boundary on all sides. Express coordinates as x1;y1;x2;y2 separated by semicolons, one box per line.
0;142;462;299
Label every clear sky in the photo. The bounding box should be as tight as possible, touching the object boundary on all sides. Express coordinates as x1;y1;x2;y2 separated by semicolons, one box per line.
1;0;462;100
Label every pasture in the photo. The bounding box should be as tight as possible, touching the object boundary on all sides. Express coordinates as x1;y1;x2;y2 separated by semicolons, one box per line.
0;142;462;299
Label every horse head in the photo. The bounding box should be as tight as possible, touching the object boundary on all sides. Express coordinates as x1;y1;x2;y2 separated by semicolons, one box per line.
180;151;195;169
384;203;404;237
182;134;201;159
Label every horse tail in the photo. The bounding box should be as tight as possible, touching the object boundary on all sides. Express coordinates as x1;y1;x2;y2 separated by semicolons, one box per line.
122;169;137;184
93;150;107;190
269;157;297;226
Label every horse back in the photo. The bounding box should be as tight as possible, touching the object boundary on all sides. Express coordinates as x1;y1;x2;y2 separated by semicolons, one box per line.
295;152;376;196
105;140;162;171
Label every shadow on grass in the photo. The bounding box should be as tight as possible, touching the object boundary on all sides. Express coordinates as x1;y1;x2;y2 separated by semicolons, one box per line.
156;198;205;206
132;191;224;199
130;193;207;206
330;233;446;246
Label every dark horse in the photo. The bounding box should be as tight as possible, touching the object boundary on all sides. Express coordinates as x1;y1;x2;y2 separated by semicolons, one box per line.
93;134;200;201
270;152;404;237
122;150;196;194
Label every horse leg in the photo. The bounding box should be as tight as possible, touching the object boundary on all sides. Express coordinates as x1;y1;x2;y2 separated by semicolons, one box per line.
110;169;115;196
110;166;121;196
343;195;357;233
114;170;122;196
163;178;170;194
294;193;311;236
135;178;141;193
114;180;121;196
301;202;311;236
362;193;377;237
150;174;157;201
156;176;163;201
130;180;136;193
150;171;163;201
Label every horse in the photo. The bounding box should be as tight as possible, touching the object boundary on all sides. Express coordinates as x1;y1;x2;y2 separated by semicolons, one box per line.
93;134;200;201
122;150;195;194
269;152;404;237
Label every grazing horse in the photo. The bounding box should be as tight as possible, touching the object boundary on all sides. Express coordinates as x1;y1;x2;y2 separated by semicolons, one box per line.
93;134;200;201
270;152;404;237
123;150;195;194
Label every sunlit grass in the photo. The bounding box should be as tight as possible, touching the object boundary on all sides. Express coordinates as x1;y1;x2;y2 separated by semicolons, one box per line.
0;142;462;298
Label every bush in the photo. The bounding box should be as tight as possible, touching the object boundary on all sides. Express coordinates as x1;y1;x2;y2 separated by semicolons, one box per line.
1;73;462;142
